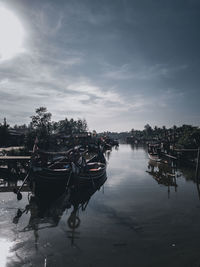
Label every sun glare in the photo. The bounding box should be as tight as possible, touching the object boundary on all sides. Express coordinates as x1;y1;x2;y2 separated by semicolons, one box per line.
0;6;25;61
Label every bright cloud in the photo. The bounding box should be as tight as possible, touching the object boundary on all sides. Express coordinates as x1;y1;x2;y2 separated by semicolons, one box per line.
0;6;25;61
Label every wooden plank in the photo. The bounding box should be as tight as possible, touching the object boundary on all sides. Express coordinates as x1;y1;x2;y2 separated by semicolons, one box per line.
0;156;31;160
195;148;200;179
0;185;30;192
174;148;198;152
0;146;24;152
161;153;177;160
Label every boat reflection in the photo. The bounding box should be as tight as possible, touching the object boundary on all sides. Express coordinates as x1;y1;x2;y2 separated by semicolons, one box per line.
146;160;178;197
104;145;118;161
12;174;107;246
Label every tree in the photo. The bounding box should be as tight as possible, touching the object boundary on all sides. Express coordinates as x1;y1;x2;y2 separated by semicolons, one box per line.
31;107;52;130
144;124;152;137
13;124;27;129
53;117;88;135
0;118;10;146
76;118;88;133
26;107;52;149
57;118;72;135
130;128;135;136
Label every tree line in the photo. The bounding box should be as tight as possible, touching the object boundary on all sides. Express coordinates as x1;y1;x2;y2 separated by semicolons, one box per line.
0;107;88;149
100;124;200;150
1;108;200;151
130;124;200;149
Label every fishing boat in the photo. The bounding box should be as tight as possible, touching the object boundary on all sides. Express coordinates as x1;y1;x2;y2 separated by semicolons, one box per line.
30;161;73;196
76;162;106;185
148;143;161;162
148;152;161;162
75;150;107;185
30;148;106;194
12;137;107;199
29;146;78;195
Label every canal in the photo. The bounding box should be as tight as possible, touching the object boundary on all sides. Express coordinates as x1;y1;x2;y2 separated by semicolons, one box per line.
1;144;200;266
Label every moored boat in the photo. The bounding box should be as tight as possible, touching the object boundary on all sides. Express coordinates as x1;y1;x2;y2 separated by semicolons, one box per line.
77;161;107;185
30;147;107;194
148;152;161;162
148;143;161;162
31;166;72;195
29;149;76;195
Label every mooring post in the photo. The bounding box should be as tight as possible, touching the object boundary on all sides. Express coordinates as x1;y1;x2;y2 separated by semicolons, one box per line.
195;147;200;180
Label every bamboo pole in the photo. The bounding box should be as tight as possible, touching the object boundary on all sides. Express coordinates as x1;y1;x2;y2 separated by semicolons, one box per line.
195;148;200;180
174;148;198;152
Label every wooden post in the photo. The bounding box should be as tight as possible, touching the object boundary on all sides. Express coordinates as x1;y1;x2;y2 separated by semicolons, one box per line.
195;147;200;180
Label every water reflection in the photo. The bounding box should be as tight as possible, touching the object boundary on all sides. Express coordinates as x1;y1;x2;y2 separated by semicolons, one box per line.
12;175;107;247
146;160;178;198
129;143;147;151
105;149;111;161
2;144;200;267
104;145;118;161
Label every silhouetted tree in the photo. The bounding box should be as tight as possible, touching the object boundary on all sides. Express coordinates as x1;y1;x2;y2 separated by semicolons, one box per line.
25;107;52;149
144;124;152;137
31;107;52;130
0;118;10;146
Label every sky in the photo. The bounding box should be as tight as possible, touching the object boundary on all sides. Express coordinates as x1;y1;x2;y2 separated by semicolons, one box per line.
0;0;200;132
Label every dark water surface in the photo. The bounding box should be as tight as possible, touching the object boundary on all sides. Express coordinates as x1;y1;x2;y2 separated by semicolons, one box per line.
1;144;200;267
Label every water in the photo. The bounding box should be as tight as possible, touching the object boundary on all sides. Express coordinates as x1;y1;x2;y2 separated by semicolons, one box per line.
1;144;200;267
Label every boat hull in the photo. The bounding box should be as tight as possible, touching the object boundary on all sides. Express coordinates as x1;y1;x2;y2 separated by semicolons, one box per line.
148;153;161;162
30;167;73;196
74;162;107;186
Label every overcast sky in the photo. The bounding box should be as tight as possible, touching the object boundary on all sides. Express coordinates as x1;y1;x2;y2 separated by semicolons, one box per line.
0;0;199;132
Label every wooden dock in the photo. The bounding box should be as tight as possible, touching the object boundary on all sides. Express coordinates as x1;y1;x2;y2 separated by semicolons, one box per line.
0;156;31;175
0;146;24;152
0;185;30;193
0;156;31;161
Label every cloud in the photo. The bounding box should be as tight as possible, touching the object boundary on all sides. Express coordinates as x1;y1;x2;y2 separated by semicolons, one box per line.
0;48;132;129
0;44;188;131
0;0;199;131
102;62;188;81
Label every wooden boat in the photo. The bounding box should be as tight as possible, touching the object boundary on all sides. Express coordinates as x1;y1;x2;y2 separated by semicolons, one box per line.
76;162;106;185
148;143;161;162
30;153;74;195
73;150;107;186
31;165;72;189
30;149;106;193
148;152;161;162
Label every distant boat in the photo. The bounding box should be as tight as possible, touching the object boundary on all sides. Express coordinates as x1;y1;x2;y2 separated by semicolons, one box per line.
148;152;161;162
148;143;161;162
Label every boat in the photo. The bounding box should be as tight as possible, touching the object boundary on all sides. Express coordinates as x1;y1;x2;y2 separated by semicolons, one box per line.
30;148;106;194
73;150;107;186
148;152;161;162
76;162;106;185
31;166;72;194
148;143;161;162
29;148;77;195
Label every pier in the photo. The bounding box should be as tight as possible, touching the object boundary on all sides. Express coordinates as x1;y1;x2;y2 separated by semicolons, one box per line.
0;156;31;176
